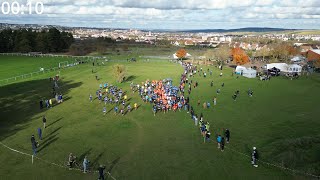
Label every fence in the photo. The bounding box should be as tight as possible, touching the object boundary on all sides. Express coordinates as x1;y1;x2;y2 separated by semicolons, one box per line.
0;53;96;59
0;66;62;86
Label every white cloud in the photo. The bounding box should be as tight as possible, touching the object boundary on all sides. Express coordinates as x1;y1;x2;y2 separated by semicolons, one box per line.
1;0;320;29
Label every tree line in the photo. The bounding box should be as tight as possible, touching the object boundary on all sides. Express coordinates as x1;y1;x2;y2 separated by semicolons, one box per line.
0;28;74;53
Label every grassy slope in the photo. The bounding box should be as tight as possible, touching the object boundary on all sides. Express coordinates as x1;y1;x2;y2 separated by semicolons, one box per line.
0;55;76;80
0;56;319;179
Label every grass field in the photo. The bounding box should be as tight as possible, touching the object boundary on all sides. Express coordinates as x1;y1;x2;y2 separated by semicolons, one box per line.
0;55;319;180
0;55;78;80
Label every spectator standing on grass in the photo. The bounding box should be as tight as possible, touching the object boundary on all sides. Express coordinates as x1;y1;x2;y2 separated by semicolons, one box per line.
37;127;42;140
114;106;118;115
45;99;49;108
89;94;93;102
225;129;230;143
213;97;217;106
103;107;107;115
200;113;203;121
42;115;47;129
134;103;138;110
120;108;124;116
31;135;37;155
251;147;259;167
203;102;207;109
104;96;108;105
221;137;225;152
59;94;63;102
205;122;210;132
210;81;213;87
49;99;53;108
68;153;76;169
153;105;157;116
205;131;211;143
39;99;43;109
194;114;198;126
232;93;237;101
98;165;106;180
217;134;222;149
83;156;89;173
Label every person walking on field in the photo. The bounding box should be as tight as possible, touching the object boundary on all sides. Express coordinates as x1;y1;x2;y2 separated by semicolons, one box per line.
251;147;259;167
31;135;37;155
98;165;106;180
42;115;47;129
221;137;225;152
225;129;230;143
114;106;118;115
217;134;222;149
37;127;42;140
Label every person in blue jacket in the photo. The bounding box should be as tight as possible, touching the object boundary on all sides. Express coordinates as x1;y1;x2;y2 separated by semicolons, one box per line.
217;134;222;149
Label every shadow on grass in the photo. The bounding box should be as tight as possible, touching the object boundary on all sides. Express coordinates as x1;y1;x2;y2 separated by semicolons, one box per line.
106;157;120;180
91;152;105;169
38;134;59;152
45;126;62;137
46;117;63;128
124;75;137;82
0;78;82;141
37;126;62;152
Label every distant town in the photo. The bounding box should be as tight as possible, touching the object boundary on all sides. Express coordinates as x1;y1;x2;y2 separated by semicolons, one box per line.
1;23;320;47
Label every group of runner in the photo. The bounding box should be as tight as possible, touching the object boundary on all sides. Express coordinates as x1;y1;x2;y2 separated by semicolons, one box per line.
90;83;138;116
39;75;64;109
133;61;259;167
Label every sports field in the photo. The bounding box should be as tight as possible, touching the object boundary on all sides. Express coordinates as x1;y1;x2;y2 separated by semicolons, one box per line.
0;55;319;180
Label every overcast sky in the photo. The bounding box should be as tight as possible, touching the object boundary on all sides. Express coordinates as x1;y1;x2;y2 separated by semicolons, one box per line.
1;0;320;29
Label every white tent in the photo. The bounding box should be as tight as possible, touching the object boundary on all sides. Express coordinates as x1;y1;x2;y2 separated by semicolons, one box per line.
235;66;246;73
264;63;288;72
286;64;302;74
235;66;256;78
264;63;302;74
243;68;257;78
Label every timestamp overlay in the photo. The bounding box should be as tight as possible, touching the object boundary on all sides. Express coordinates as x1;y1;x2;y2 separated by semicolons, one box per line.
1;0;44;15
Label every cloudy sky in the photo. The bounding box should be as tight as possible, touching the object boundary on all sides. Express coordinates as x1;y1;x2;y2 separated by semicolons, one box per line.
1;0;320;29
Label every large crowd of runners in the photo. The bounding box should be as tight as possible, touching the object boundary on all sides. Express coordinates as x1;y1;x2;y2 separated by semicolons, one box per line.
90;83;138;116
30;61;259;180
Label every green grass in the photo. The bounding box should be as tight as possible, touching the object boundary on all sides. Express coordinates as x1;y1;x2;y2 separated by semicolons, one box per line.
0;55;77;80
0;56;319;179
